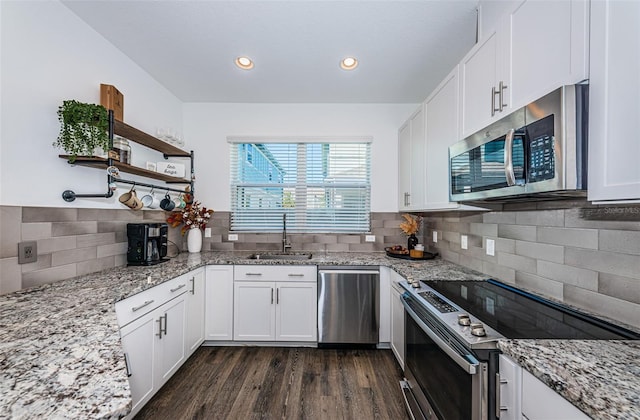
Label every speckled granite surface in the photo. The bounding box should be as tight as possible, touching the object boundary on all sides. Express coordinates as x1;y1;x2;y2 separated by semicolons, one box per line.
498;339;640;420
0;251;637;419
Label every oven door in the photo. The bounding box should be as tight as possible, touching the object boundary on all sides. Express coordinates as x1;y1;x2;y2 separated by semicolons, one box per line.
401;295;488;420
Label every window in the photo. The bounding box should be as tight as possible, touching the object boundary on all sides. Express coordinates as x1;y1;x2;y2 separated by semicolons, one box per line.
230;140;371;232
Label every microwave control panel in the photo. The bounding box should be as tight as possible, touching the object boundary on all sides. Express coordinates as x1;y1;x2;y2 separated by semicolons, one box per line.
528;134;555;182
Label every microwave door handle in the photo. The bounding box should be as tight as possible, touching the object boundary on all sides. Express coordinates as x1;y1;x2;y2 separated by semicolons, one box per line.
504;129;516;186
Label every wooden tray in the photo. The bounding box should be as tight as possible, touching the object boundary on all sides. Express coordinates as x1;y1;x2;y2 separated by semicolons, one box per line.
384;247;438;260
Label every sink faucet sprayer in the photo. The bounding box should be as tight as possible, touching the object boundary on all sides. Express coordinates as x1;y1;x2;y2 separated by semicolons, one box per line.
282;213;292;253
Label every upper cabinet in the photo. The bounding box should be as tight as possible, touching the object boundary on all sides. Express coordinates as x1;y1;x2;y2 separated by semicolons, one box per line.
460;0;589;138
398;105;426;211
588;0;640;203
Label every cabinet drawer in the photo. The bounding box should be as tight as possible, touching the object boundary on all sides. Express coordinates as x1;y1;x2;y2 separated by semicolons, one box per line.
116;273;192;327
234;265;317;282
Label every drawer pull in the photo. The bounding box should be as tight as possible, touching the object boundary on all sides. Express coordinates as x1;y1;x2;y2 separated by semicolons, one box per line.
124;353;132;377
245;273;263;276
131;300;154;312
288;273;305;277
170;284;186;293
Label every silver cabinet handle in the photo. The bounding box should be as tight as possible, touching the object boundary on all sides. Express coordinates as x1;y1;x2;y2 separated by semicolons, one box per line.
124;352;132;377
190;277;195;295
288;273;305;277
170;283;186;293
496;372;508;418
132;300;154;312
498;81;508;111
163;313;168;336
504;128;516;186
271;288;274;304
156;313;168;339
491;86;497;116
276;288;279;304
246;273;263;276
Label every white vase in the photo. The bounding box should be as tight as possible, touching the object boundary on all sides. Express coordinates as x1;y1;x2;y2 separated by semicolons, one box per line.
187;227;202;253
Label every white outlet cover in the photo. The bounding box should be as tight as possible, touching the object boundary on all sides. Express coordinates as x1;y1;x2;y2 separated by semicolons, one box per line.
432;231;438;243
461;235;468;250
365;235;376;242
486;238;495;256
228;234;238;241
204;228;212;238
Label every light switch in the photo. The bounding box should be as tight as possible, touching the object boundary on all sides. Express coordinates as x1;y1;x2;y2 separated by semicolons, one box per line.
432;231;438;243
365;235;376;242
228;234;238;241
461;235;468;250
486;238;495;256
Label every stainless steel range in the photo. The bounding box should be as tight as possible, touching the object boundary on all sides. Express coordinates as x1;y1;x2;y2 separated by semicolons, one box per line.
399;279;640;420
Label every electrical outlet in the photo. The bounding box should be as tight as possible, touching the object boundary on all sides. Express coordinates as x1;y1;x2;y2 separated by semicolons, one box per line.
365;235;376;242
486;238;495;256
204;228;212;238
18;241;37;264
432;231;438;243
461;235;468;250
228;234;238;241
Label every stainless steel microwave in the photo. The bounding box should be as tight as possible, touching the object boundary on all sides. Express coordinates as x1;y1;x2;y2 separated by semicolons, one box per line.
449;85;588;202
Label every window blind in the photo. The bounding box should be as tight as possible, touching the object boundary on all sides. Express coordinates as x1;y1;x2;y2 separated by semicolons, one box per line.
230;142;371;232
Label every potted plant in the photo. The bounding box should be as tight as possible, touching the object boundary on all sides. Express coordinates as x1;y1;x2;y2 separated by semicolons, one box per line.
400;213;422;250
53;100;109;163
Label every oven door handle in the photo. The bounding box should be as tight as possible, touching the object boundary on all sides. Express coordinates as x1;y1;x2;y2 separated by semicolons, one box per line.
402;298;479;374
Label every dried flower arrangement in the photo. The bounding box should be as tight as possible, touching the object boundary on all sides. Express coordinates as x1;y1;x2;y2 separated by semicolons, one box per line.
399;213;422;236
166;200;214;235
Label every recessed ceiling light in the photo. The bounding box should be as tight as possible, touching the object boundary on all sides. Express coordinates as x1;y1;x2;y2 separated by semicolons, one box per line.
340;57;358;70
235;56;254;70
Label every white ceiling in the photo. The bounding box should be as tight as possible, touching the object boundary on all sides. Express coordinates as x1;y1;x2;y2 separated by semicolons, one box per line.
62;1;478;104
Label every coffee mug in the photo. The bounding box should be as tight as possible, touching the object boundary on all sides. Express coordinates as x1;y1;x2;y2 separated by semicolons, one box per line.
141;191;160;209
119;187;142;210
174;195;186;209
160;193;175;211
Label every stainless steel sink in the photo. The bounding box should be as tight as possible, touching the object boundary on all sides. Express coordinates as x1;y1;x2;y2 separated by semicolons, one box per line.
247;252;313;260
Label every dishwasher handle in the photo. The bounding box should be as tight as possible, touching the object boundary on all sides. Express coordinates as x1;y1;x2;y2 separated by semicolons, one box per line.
318;270;380;275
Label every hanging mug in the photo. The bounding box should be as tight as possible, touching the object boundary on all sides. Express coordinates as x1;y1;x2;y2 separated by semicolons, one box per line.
119;186;142;210
160;193;175;211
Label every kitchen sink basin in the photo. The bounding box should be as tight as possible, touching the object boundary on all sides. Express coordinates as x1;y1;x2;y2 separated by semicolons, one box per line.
247;252;313;260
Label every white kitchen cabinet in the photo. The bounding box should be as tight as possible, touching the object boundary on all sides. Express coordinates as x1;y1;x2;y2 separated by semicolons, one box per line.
522;369;589;419
588;0;640;203
156;296;187;385
184;267;205;355
233;265;317;342
389;270;405;369
461;0;589;138
204;265;234;341
378;266;391;344
498;354;522;420
398;105;426;210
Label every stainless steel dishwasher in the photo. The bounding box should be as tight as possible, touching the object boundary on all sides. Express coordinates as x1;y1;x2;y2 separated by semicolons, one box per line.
317;266;380;347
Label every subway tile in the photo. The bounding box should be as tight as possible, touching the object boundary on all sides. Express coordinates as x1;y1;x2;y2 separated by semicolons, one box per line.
497;252;536;274
515;210;564;227
599;230;640;255
565;248;640;280
537;226;598;249
347;243;375;252
495;238;516;254
313;235;338;244
563;285;640;330
326;243;350;252
36;236;77;254
383;219;402;228
142;210;167;221
51;221;97;237
482;261;516;284
458;254;484;273
498;224;537;241
564;208;640;231
537;260;598;290
210;242;234;251
515;272;564;301
97;221;128;233
51;247;97;267
338;235;361;244
77;256;116;276
598;273;640;305
0;257;22;295
115;232;128;243
255;243;282;251
20;254;52;273
301;243;328;252
514;240;564;264
21;223;52;241
22;207;77;222
443;231;460;244
97;242;128;258
438;248;460;265
22;264;77;289
76;233;117;248
458;213;485;224
483;212;516;224
114;254;127;267
470;223;498;237
1;206;21;258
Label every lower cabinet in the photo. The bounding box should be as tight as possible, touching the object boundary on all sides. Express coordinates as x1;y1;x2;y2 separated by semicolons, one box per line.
233;265;317;342
204;265;234;341
184;267;206;354
390;271;405;369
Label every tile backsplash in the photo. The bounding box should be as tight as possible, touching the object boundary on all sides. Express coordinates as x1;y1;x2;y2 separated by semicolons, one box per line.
419;201;640;329
0;207;408;295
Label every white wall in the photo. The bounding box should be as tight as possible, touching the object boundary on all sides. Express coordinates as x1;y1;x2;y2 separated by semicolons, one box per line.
183;103;416;212
0;1;183;207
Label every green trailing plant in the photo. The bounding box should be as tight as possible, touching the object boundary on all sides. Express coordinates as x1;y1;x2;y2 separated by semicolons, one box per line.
54;100;109;163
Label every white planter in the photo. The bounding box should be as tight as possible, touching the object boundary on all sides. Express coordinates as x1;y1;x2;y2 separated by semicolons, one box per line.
187;228;202;253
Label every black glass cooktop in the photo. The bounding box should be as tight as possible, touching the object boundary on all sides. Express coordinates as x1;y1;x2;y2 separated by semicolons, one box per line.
424;279;640;340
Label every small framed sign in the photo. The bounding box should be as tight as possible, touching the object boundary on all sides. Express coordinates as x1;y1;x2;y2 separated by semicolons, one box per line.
156;161;185;178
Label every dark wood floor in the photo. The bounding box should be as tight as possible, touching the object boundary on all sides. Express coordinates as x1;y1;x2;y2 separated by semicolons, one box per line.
135;346;409;420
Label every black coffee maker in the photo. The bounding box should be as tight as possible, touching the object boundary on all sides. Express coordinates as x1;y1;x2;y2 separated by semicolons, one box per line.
127;223;169;266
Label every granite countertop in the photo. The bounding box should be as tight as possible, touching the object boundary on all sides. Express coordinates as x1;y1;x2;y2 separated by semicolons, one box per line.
0;251;637;419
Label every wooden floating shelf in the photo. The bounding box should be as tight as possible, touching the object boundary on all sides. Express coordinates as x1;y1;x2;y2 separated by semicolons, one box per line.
59;155;191;184
114;120;190;157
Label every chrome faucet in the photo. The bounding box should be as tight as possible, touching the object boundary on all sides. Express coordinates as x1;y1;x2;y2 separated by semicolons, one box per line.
282;213;292;253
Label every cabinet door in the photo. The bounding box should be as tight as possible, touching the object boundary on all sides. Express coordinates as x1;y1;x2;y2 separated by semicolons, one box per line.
119;312;156;416
275;281;317;342
498;354;522;420
205;265;234;341
588;0;640;203
184;268;205;355
378;267;391;343
390;281;405;369
398;119;412;210
508;0;589;109
460;30;500;137
156;295;187;387
409;105;426;209
522;369;589;419
233;281;276;341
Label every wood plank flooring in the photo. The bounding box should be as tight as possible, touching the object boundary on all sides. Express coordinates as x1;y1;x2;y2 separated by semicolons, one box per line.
135;346;409;420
